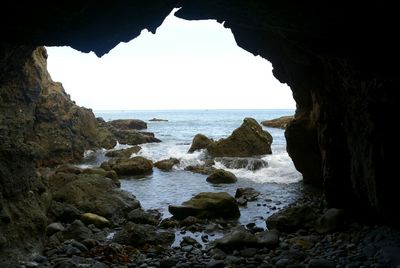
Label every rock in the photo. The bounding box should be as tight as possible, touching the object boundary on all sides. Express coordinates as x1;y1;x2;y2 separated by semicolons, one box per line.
261;115;294;129
235;187;260;201
257;229;280;249
110;156;153;176
266;205;316;232
214;227;258;250
188;134;214;153
159;258;178;268
308;258;336;268
214;157;268;171
185;165;217;175
81;168;119;186
206;169;237;184
105;146;141;158
81;213;110;228
111;129;161;145
154;158;179;171
207;118;273;157
149;118;168;122
48;201;82;223
236;197;247;206
56;164;82;175
50;172;140;220
126;208;160;225
113;222;174;247
61;220;93;242
168;192;240;220
46;222;65;236
315;208;346;234
109;119;147;130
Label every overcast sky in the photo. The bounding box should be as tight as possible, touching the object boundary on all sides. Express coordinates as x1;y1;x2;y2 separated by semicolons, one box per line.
46;10;295;111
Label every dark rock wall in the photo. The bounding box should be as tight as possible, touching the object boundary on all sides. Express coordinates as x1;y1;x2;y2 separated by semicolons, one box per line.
0;0;398;260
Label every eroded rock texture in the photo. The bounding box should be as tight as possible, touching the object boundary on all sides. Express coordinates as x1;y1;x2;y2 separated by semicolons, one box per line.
0;0;398;262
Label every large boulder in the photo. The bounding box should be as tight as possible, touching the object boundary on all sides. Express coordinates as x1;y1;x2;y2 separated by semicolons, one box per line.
261;115;294;129
206;169;238;184
207;118;273;157
266;205;317;232
214;157;268;171
109;119;147;130
154;158;179;171
109;156;153;176
188;134;214;153
81;167;119;186
168;192;240;220
49;172;140;221
105;146;141;158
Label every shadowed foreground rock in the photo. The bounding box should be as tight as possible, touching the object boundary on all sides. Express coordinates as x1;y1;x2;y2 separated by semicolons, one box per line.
168;192;240;220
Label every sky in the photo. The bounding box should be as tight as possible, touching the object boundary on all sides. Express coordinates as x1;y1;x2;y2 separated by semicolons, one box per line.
46;10;295;111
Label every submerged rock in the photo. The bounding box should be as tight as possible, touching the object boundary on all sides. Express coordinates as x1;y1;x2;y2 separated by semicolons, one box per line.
214;157;268;171
235;187;260;201
168;192;240;220
188;134;214;153
105;146;141;158
109;119;147;130
185;165;217;175
206;169;238;184
155;158;180;171
261;115;294;129
149;118;168;122
207;118;273;157
109;156;153;176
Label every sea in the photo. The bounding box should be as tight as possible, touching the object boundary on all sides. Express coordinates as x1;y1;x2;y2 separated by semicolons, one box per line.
80;109;302;233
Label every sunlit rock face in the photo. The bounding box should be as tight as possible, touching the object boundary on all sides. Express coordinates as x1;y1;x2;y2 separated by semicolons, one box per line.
0;0;398;261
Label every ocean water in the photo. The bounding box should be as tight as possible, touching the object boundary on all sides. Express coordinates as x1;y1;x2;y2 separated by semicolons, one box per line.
83;109;302;228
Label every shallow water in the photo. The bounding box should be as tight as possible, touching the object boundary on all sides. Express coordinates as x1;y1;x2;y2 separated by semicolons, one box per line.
82;109;303;230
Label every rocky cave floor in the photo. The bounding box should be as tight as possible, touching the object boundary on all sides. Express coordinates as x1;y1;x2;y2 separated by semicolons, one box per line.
15;187;400;268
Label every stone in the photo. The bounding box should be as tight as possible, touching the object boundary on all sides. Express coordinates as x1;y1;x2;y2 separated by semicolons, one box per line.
188;134;214;153
207;118;273;157
214;227;259;250
168;192;240;220
126;208;160;225
215;157;268;171
46;222;65;236
110;129;160;145
61;220;93;242
110;156;153;176
257;229;280;249
315;208;346;234
308;258;336;268
206;169;237;184
154;158;180;171
81;168;119;186
105;145;141;158
261;115;294;129
185;165;217;175
266;205;316;232
109;119;147;130
235;187;260;201
81;213;110;228
149;118;168;122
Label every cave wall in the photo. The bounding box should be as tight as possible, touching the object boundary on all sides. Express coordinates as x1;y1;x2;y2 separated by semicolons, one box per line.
0;0;399;259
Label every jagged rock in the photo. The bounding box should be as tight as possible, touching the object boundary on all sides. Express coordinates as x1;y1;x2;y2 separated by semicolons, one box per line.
184;165;217;175
235;187;260;201
266;205;317;232
207;118;273;157
215;157;268;171
109;156;153;176
168;192;240;220
81;213;110;228
261;115;294;129
113;222;174;247
206;169;238;184
105;146;141;158
49;172;140;220
109;119;147;130
154;158;179;171
188;134;214;153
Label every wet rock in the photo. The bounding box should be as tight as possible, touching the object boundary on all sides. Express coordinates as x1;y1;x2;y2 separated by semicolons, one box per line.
315;208;346;234
214;227;258;250
46;222;65;236
235;187;260;201
207;260;225;268
188;134;214;153
111;128;161;145
180;216;203;227
149;118;168;122
206;169;237;184
109;119;147;130
56;164;83;175
168;192;240;220
185;165;216;175
109;156;153;176
215;157;268;171
113;222;174;247
308;258;336;268
105;145;141;158
127;208;160;225
257;229;280;249
80;213;110;228
207;118;273;157
266;205;316;232
236;197;247;206
159;258;178;268
61;220;93;242
261;115;294;129
81;168;119;186
154;158;180;171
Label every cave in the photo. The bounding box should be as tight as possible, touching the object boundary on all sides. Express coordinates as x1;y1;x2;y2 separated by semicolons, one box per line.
1;0;398;264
